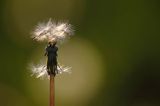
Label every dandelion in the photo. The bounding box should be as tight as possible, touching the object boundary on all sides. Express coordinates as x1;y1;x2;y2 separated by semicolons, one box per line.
30;19;74;78
30;18;74;106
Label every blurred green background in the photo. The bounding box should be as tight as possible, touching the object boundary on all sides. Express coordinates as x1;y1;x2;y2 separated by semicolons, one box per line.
0;0;160;106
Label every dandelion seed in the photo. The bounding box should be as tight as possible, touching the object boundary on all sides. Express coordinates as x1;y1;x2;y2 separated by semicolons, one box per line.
30;63;72;79
31;19;74;43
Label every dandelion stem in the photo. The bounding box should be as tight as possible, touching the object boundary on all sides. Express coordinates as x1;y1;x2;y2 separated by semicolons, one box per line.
50;74;55;106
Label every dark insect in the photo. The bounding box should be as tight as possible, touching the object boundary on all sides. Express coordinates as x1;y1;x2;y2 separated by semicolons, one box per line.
45;42;58;76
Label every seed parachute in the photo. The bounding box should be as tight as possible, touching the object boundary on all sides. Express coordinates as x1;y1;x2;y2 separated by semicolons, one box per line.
31;19;74;43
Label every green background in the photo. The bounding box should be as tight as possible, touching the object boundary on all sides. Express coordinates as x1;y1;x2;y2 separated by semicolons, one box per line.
0;0;160;106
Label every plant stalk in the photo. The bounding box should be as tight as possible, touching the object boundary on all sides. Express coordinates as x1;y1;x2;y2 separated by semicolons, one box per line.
50;74;55;106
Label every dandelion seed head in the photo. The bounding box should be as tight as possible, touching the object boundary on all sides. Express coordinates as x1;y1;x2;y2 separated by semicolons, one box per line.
32;19;74;43
30;19;74;79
